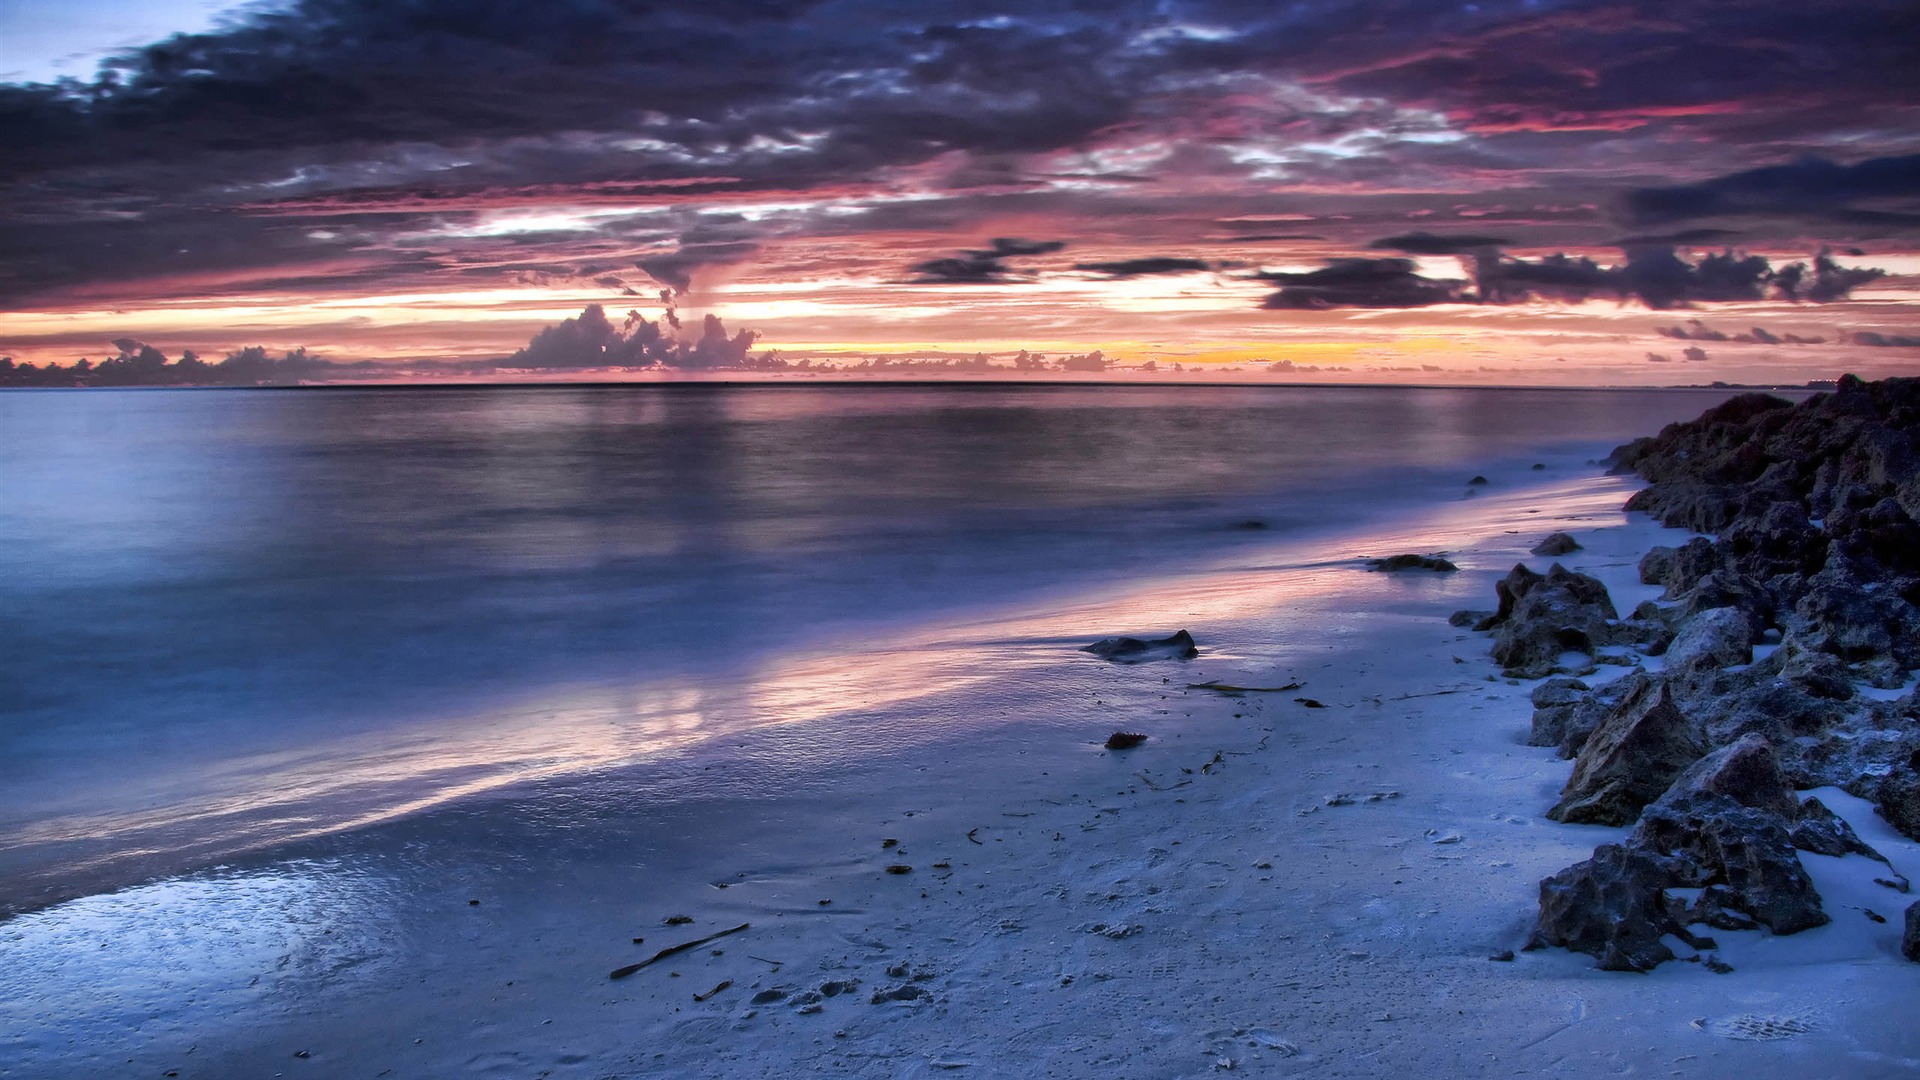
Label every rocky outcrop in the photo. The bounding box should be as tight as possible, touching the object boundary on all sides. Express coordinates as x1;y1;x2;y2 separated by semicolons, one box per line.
1905;902;1920;962
1367;553;1458;572
1081;630;1198;663
1548;680;1705;826
1526;844;1708;972
1480;564;1621;678
1531;532;1582;556
1489;378;1920;969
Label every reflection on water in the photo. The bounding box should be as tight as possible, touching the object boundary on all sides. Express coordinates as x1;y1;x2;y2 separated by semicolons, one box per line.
0;384;1728;911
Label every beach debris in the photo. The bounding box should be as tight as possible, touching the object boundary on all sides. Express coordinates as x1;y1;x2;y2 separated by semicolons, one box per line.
885;864;913;874
1701;954;1734;974
1082;922;1144;939
1135;771;1191;792
881;838;899;848
663;914;694;926
1104;731;1148;750
1187;679;1303;693
1244;1029;1301;1055
1366;553;1459;573
609;922;750;979
1531;532;1582;556
1081;629;1199;663
693;980;732;1002
747;955;784;968
966;828;983;845
1324;791;1400;807
1293;697;1327;708
871;983;930;1004
467;899;479;906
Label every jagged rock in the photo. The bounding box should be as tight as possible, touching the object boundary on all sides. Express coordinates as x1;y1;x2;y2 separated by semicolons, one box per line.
1791;796;1884;860
1905;902;1920;962
1528;676;1593;754
1526;844;1692;972
1662;606;1756;677
1639;537;1725;596
1531;532;1582;557
1487;564;1621;679
1653;732;1800;820
1368;553;1458;572
1871;770;1920;841
1631;794;1829;935
1548;679;1705;825
1081;630;1198;663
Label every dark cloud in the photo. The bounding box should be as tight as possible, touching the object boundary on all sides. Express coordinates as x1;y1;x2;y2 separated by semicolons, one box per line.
908;237;1067;284
1073;257;1212;277
1854;331;1920;348
1682;346;1708;362
1623;154;1920;230
1655;320;1824;346
1469;246;1882;309
503;303;757;369
636;241;760;294
1257;257;1465;309
1369;232;1509;255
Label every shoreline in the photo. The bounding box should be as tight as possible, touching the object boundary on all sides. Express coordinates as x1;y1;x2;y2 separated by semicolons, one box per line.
7;464;1918;1078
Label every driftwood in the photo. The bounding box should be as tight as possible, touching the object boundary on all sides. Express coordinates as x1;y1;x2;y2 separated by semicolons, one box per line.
693;980;733;1002
609;923;751;979
1187;680;1304;693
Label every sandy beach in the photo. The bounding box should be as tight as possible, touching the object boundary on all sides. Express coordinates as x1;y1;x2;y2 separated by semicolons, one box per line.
4;461;1915;1080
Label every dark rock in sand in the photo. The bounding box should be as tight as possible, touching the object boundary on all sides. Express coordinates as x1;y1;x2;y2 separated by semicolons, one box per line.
1081;630;1198;663
1531;532;1582;557
1631;795;1828;935
1905;902;1920;962
1368;553;1459;573
1527;676;1595;755
1790;796;1884;860
1104;731;1148;750
1653;733;1801;820
1483;564;1620;679
1449;609;1493;628
1661;606;1757;678
1526;844;1689;972
1870;771;1920;841
1548;679;1705;825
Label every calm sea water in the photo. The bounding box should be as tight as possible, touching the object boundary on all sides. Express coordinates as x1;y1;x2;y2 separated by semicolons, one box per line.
0;382;1735;908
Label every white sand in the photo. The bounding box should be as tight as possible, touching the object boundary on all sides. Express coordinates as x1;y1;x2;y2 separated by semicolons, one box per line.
4;471;1917;1079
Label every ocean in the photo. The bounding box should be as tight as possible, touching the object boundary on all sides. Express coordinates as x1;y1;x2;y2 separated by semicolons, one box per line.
0;382;1740;913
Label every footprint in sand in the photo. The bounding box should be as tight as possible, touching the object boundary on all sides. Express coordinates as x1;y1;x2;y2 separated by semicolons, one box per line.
1699;1013;1817;1041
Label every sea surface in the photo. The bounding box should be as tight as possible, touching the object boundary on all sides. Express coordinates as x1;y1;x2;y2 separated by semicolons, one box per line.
0;382;1741;912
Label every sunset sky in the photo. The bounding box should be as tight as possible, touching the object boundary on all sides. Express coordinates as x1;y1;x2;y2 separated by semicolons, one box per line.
2;0;1918;383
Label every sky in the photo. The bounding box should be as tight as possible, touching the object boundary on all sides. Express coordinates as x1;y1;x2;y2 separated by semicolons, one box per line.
1;0;1918;384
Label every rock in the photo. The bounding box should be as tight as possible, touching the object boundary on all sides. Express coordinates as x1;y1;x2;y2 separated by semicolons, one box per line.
1525;844;1690;972
1368;553;1459;572
1487;564;1621;678
1527;676;1592;753
1639;537;1723;596
1531;532;1582;557
1449;609;1493;628
1631;795;1829;935
1651;732;1799;820
1548;679;1705;826
1661;606;1756;677
1104;731;1147;750
1081;630;1198;663
1790;796;1884;860
1905;902;1920;962
1871;771;1920;841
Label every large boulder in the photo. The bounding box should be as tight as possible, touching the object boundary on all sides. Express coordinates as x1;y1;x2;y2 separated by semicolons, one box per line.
1526;844;1697;972
1662;606;1756;678
1652;732;1800;819
1529;672;1641;759
1631;795;1829;935
1548;679;1705;826
1487;564;1621;679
